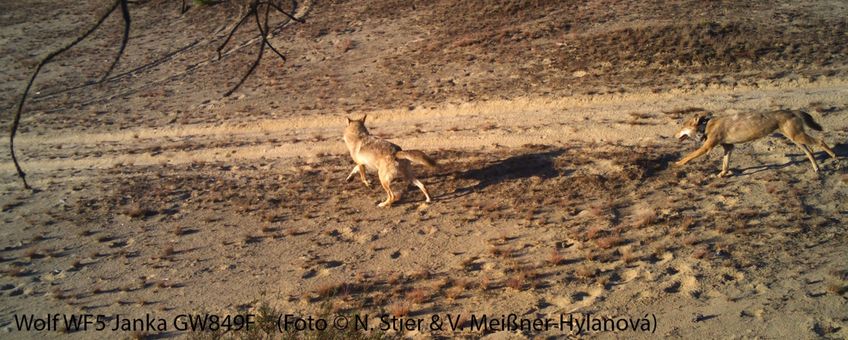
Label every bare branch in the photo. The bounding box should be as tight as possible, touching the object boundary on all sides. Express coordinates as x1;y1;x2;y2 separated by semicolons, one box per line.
266;0;305;23
216;5;255;59
255;2;286;63
8;0;121;189
100;0;132;82
224;3;267;97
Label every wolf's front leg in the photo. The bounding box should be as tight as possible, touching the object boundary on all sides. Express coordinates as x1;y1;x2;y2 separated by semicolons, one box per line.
675;139;717;167
357;164;371;188
346;164;372;188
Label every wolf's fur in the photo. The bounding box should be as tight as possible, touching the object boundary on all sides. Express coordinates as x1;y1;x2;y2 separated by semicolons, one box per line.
674;109;837;176
344;115;437;207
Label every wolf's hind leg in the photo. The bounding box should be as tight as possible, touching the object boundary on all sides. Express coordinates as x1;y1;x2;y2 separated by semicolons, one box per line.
787;131;823;172
718;144;734;177
797;143;820;172
411;178;431;203
401;163;430;203
817;138;837;159
377;174;395;208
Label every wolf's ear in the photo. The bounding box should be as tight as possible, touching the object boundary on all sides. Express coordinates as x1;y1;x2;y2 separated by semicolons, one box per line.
361;114;367;122
696;111;711;123
346;117;351;124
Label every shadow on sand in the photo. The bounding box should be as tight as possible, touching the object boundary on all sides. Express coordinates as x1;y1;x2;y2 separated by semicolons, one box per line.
436;148;567;200
736;142;845;176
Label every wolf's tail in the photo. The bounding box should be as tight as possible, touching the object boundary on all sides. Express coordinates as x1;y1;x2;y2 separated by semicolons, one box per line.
396;150;438;169
797;110;823;131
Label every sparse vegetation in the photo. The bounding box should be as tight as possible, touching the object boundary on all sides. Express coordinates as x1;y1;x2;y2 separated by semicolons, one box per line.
2;1;846;338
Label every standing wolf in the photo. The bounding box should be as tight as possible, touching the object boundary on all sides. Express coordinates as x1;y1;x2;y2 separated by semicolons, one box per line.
343;115;437;207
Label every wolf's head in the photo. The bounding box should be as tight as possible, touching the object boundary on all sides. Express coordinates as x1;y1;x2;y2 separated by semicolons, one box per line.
676;111;711;141
345;115;369;135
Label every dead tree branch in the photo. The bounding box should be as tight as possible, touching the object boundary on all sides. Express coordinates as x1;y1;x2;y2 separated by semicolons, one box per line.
221;0;299;96
9;0;130;189
8;0;305;189
256;1;287;62
101;0;132;82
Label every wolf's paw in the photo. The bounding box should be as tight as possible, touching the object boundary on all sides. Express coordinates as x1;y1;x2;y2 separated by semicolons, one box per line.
363;181;373;189
377;201;391;208
673;160;686;167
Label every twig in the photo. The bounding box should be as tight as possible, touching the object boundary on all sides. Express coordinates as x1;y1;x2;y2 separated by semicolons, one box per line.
216;5;255;60
8;0;122;189
255;1;286;63
100;0;132;82
267;0;305;23
224;2;266;97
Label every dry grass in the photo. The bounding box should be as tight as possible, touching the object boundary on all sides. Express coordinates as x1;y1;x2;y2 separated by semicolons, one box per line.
826;282;848;295
575;265;597;280
622;249;640;264
123;202;154;218
547;249;563;265
682;235;700;246
586;225;606;240
2;266;30;277
633;209;657;228
160;246;177;261
406;287;429;304
387;272;403;285
432;277;452;291
595;235;624;250
49;288;67;300
315;282;352;299
445;286;464;300
692;246;710;260
678;216;695;231
479;275;492;291
173;226;193;236
78;229;98;237
505;273;526;291
408;269;430;281
387;301;410;317
25;248;46;260
337;38;354;53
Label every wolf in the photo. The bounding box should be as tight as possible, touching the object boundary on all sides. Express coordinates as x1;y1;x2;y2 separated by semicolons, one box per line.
343;115;437;207
674;109;838;176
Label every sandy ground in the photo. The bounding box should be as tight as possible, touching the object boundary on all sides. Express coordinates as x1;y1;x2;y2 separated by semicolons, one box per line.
1;1;847;339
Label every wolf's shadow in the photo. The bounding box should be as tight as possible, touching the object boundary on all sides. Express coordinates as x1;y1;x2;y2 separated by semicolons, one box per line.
737;142;846;175
436;148;566;200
